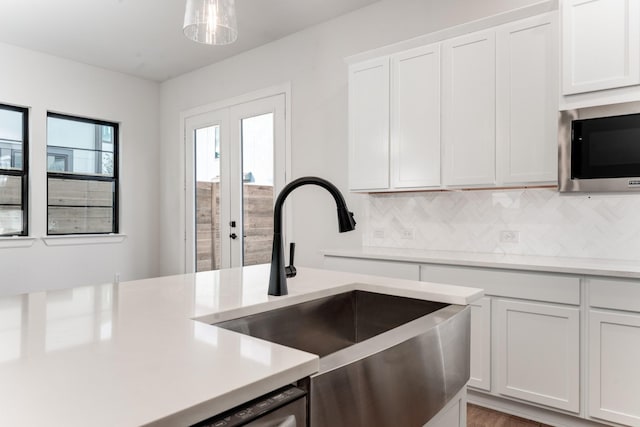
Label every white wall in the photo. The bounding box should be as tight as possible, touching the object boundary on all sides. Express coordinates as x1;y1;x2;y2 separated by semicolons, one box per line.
0;42;160;296
159;0;544;275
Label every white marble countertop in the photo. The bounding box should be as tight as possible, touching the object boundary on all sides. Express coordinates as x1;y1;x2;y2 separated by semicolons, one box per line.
0;264;482;427
323;247;640;279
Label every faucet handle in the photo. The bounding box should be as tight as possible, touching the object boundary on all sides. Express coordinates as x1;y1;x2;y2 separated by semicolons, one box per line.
285;242;297;278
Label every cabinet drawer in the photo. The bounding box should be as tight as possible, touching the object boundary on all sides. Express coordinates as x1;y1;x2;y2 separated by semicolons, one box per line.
323;256;420;281
420;264;580;304
589;277;640;312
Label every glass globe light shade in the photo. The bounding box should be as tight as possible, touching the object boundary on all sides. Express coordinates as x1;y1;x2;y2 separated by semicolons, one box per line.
183;0;238;45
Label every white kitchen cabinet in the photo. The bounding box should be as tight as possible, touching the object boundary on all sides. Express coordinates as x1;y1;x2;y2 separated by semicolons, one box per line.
348;57;390;191
348;12;559;191
468;297;491;391
588;310;640;426
495;299;580;413
348;44;441;192
496;13;558;184
420;263;581;401
391;43;441;189
442;30;496;187
587;277;640;426
561;0;640;95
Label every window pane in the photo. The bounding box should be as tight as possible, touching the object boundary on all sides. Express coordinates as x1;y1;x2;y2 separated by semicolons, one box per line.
47;116;115;176
48;178;114;234
0;175;23;235
0;109;23;142
0;107;24;172
0;208;22;235
0;143;22;170
0;175;21;205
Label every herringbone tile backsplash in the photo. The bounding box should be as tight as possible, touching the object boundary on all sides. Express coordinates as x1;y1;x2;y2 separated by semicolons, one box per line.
362;188;640;261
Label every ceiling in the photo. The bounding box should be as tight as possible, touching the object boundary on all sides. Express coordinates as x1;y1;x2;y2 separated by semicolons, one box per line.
0;0;381;82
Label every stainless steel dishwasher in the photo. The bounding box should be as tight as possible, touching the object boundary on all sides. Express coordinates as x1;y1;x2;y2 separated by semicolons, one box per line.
191;385;307;427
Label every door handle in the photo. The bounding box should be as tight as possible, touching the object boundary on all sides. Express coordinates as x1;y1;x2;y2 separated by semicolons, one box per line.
229;233;238;240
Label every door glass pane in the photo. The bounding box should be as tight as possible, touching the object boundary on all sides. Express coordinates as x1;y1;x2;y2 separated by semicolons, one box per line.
195;125;221;272
241;113;274;267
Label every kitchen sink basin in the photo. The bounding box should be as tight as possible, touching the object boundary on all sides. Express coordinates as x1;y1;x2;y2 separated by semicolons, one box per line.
215;290;470;427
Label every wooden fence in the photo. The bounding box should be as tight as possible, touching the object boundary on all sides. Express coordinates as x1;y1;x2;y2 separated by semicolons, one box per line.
196;182;273;272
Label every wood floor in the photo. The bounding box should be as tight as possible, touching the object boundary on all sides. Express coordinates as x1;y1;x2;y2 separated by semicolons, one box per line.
467;404;554;427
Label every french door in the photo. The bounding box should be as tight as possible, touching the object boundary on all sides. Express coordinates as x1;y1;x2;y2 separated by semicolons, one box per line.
185;94;286;271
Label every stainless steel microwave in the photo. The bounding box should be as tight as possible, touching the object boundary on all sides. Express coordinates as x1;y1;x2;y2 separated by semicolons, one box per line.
559;101;640;192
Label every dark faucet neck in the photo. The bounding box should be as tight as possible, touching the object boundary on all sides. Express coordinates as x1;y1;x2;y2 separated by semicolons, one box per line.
272;176;349;234
269;176;356;296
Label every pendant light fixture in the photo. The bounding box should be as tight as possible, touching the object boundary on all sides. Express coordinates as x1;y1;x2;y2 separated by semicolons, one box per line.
183;0;238;45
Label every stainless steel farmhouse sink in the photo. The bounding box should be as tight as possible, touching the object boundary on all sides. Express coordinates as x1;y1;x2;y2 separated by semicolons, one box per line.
215;290;471;427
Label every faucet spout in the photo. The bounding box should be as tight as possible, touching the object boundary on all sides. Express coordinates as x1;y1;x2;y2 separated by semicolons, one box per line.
269;176;356;296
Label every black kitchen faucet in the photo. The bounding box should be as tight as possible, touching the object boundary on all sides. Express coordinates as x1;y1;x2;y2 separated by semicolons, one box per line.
268;176;356;296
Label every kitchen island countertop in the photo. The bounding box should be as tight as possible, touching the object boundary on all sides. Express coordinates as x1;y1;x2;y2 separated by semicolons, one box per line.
0;264;482;427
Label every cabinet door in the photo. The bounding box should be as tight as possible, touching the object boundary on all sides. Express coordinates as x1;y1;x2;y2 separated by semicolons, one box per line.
348;58;390;191
391;44;441;189
442;30;495;187
589;310;640;426
562;0;640;94
496;13;558;184
495;299;580;412
469;297;491;391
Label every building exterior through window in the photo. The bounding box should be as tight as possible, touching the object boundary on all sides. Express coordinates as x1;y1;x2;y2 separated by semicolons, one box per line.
46;113;118;235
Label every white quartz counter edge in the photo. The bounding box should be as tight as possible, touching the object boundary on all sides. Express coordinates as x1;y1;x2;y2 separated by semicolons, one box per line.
322;248;640;279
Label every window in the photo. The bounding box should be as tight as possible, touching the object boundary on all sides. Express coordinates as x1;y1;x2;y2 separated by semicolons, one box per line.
0;104;28;236
47;113;118;235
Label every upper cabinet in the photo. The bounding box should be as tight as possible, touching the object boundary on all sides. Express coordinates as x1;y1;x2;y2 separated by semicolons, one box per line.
391;44;442;189
442;30;496;187
347;12;558;192
496;14;559;184
562;0;640;95
348;58;390;191
348;45;441;191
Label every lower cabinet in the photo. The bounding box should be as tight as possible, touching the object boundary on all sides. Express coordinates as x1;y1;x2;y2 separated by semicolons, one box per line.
494;299;580;413
469;297;491;391
588;277;640;427
589;310;640;426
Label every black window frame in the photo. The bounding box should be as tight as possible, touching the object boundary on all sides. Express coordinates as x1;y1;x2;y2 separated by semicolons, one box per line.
0;103;29;237
46;112;119;235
